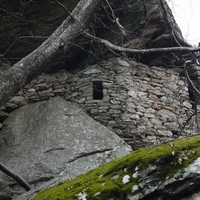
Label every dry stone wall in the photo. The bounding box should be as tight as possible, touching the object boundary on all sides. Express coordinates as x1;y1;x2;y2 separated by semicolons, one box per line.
0;58;195;149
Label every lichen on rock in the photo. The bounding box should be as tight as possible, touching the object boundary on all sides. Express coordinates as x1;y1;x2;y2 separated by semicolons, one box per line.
23;135;200;200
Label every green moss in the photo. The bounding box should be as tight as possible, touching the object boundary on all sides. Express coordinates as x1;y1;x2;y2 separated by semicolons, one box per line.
31;135;200;200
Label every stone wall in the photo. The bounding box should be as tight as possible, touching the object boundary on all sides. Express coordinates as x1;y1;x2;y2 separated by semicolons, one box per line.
0;58;195;149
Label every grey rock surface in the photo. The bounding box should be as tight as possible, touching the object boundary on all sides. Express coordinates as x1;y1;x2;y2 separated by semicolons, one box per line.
0;179;12;200
0;97;132;198
15;136;200;200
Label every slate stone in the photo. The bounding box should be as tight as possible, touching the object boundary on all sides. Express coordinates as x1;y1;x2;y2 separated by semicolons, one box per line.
0;97;132;197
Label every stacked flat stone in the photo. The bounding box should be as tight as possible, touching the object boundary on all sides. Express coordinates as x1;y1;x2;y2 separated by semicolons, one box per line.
0;58;195;148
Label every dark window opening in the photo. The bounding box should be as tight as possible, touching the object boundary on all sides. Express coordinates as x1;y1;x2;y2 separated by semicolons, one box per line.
93;81;103;100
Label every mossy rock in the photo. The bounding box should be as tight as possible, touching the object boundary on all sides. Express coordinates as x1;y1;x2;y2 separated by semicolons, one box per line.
31;135;200;200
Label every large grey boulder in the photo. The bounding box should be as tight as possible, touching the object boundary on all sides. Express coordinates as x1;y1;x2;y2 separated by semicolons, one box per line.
16;135;200;200
0;97;132;198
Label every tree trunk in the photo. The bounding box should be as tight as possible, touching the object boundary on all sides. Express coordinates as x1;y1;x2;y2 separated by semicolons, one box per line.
0;0;101;108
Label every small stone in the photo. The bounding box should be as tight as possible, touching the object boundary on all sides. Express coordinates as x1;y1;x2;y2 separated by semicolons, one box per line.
136;105;146;112
38;88;53;95
52;84;65;90
10;96;26;104
110;105;122;109
164;122;179;130
157;130;173;137
27;88;36;92
109;109;121;114
78;98;86;104
122;115;131;122
182;101;192;109
144;113;155;118
83;67;101;74
138;91;148;98
149;94;160;102
90;109;98;114
130;114;140;120
53;88;65;93
150;118;162;126
146;108;155;113
35;83;49;91
157;109;176;119
128;90;137;98
160;106;175;112
117;59;130;67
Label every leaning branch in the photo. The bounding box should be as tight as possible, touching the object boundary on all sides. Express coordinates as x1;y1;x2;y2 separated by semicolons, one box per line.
0;161;31;191
83;32;200;54
0;0;101;108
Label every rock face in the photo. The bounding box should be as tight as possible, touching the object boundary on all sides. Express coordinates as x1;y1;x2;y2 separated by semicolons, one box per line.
16;135;200;200
0;97;132;198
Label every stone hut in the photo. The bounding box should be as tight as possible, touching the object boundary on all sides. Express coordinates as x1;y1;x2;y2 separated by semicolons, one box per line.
3;57;195;149
0;0;197;150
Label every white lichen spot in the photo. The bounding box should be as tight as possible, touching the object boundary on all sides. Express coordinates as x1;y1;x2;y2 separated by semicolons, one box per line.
122;175;130;184
111;174;119;180
135;166;139;171
124;168;127;172
67;186;73;190
76;192;87;200
132;171;138;178
172;151;175;155
93;192;101;197
99;174;104;178
19;63;23;67
131;185;139;193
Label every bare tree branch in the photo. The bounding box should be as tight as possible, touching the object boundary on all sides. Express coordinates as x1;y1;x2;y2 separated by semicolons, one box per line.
56;0;75;20
183;60;200;129
83;32;200;54
0;0;101;108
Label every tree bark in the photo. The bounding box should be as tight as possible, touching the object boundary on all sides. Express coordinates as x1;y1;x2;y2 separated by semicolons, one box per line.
0;0;101;108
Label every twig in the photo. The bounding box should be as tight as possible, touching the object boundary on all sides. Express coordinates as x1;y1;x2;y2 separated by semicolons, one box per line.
18;36;48;39
56;0;75;20
0;161;31;191
180;113;195;134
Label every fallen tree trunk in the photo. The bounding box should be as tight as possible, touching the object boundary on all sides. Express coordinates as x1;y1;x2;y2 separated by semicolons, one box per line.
0;0;101;108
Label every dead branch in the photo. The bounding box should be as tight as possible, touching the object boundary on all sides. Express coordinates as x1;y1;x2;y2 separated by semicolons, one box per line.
0;0;101;108
0;161;31;191
183;60;200;128
83;32;200;54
